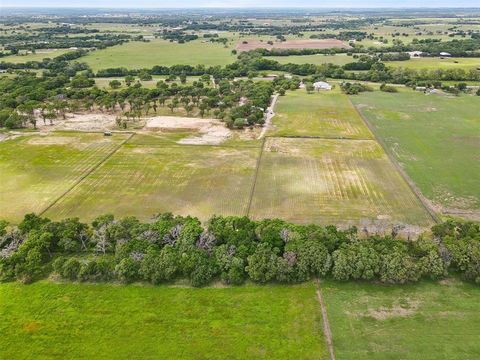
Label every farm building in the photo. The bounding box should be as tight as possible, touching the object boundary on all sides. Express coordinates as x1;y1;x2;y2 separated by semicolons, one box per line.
408;51;424;58
313;81;332;91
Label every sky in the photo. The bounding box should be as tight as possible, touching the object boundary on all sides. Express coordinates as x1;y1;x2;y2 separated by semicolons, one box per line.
0;0;479;8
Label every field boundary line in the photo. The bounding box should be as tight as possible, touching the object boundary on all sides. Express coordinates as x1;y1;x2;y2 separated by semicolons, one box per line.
315;279;336;360
349;97;440;224
39;132;135;217
245;137;266;217
267;135;374;141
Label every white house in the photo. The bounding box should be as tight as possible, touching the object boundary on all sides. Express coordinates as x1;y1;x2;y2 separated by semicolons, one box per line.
313;81;332;91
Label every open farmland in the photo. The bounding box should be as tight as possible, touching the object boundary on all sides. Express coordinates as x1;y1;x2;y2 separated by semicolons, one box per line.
45;133;260;221
386;57;480;71
0;281;327;360
249;137;433;227
322;279;480;360
0;132;130;223
268;53;354;66
270;90;373;139
236;39;350;52
0;49;70;63
351;91;480;219
81;39;236;70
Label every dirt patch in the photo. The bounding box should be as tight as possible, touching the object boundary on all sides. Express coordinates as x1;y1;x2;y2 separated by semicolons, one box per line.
27;136;76;146
37;113;116;131
433;186;478;210
236;39;350;52
23;321;41;333
364;298;421;320
145;116;231;145
439;278;457;286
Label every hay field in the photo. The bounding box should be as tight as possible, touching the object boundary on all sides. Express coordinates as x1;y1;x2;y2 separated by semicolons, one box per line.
351;91;480;219
249;137;433;226
270;90;373;139
0;132;130;223
236;39;350;52
81;39;236;71
45;134;260;221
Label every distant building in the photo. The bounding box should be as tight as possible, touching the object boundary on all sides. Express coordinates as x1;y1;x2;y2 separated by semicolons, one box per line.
408;51;424;58
313;81;332;91
439;52;452;57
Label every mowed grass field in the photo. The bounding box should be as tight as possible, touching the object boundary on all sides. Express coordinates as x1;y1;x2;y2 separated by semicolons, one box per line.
268;53;354;66
386;57;480;70
0;132;130;223
270;90;373;139
45;133;260;221
0;281;327;360
351;91;480;216
81;39;237;71
322;279;480;360
249;137;433;226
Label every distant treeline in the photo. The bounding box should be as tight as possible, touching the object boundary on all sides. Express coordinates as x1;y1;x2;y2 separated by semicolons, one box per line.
0;33;132;51
91;51;480;82
0;49;89;71
0;214;479;287
258;38;480;57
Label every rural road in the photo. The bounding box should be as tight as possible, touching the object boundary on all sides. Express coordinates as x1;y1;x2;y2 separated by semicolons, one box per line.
258;94;279;139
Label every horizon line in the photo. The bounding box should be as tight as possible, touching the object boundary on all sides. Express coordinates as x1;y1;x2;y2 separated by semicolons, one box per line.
2;6;480;9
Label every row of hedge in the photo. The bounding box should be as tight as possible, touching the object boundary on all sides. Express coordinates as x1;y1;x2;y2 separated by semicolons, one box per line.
0;214;479;287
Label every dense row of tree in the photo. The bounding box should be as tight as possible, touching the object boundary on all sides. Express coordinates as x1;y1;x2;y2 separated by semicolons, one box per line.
0;214;478;286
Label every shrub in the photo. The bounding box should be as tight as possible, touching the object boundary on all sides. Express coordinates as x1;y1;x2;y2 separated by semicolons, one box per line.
380;83;398;92
61;258;81;280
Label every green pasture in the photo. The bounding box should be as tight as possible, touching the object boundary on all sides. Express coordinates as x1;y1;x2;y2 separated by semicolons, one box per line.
0;281;326;360
267;53;353;66
0;49;70;63
270;90;373;139
81;39;237;71
386;57;480;71
351;91;480;216
323;279;480;360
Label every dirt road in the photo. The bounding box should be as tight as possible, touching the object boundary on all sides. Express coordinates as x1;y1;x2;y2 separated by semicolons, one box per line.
258;94;279;139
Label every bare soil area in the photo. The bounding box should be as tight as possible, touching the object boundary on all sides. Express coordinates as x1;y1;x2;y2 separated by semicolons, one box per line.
37;113;116;131
145;116;231;145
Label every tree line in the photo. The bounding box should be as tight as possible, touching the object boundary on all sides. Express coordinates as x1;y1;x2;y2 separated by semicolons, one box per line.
257;38;480;57
92;51;480;83
0;65;275;130
0;213;478;287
